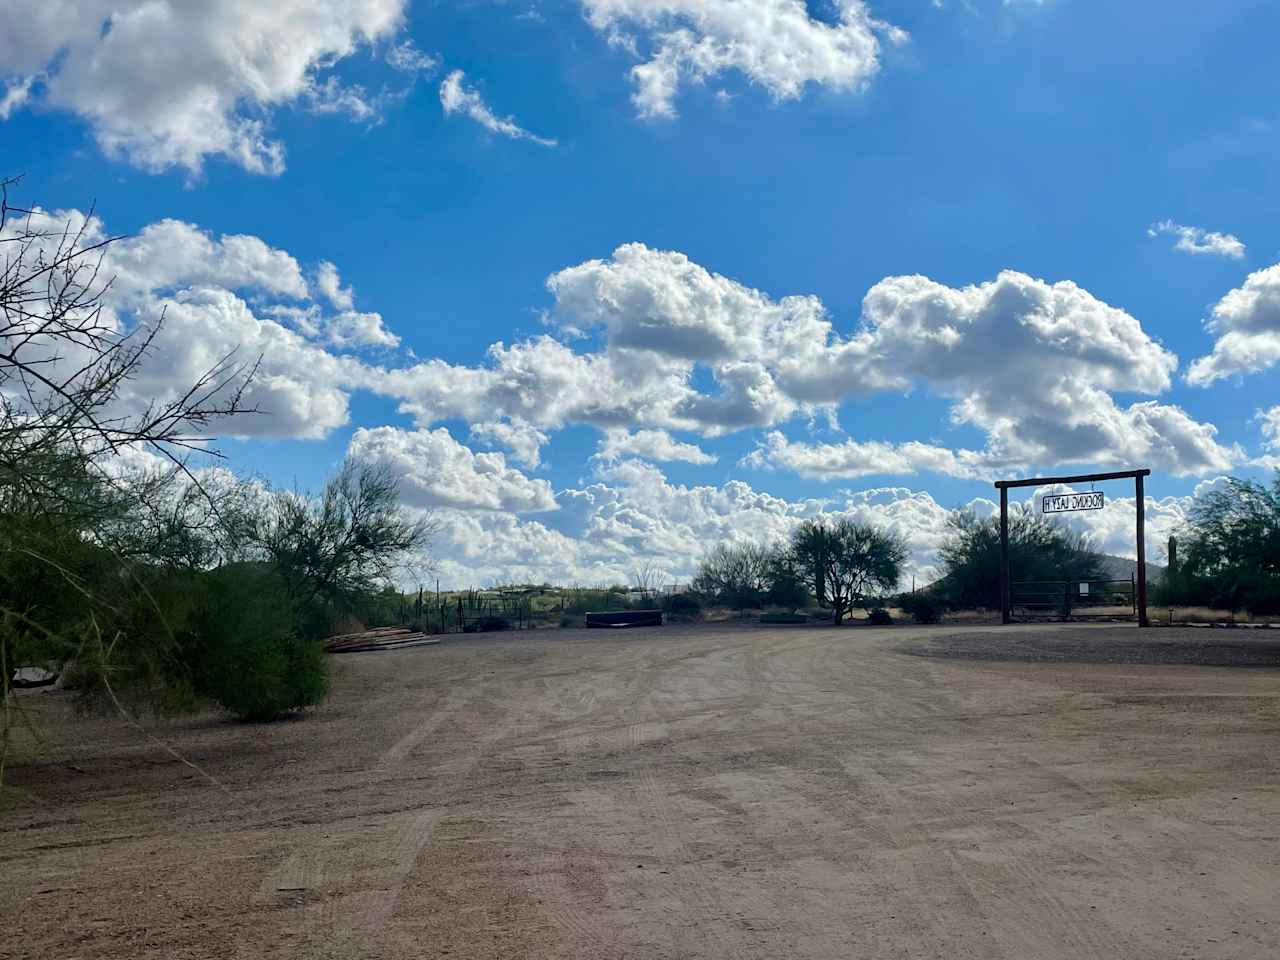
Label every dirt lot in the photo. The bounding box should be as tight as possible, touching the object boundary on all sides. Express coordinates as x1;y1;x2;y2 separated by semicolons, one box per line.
4;622;1280;959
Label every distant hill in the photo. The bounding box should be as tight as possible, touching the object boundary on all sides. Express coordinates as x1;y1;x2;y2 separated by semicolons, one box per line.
1092;553;1165;584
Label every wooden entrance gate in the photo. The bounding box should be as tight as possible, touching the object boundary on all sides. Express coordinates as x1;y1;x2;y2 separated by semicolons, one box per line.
995;469;1150;627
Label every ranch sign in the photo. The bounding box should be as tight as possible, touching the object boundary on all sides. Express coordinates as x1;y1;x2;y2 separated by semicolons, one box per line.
1042;491;1104;513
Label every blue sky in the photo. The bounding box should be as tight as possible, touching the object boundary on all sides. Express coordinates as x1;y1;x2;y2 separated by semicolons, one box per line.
4;0;1279;585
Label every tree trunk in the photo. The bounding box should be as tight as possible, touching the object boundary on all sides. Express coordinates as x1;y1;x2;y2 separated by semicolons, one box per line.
1;631;11;704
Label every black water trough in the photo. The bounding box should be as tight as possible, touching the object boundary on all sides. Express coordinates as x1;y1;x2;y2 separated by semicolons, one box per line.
584;609;663;628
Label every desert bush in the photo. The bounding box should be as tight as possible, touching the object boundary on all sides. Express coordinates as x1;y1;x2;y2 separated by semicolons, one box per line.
1162;474;1280;616
867;607;893;625
0;461;234;715
936;508;1101;610
898;592;943;624
235;461;434;636
0;179;258;716
691;543;771;613
662;592;704;620
188;566;328;721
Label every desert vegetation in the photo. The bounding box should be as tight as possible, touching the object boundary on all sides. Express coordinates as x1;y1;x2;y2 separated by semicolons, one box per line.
1158;474;1280;616
933;506;1103;612
690;519;906;624
0;182;428;744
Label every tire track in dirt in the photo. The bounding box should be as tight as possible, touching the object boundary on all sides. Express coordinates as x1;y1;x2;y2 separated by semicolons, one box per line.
840;639;1146;960
521;643;665;958
245;682;515;960
734;631;956;955
623;640;754;960
525;845;622;959
744;632;1009;956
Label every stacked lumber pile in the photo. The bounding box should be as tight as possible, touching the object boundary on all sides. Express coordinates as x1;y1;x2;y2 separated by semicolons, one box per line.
323;626;442;654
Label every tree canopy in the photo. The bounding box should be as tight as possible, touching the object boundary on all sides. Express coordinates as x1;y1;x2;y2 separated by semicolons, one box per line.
237;461;434;610
1163;474;1280;615
936;507;1101;610
790;519;906;624
691;542;773;613
1;183;432;730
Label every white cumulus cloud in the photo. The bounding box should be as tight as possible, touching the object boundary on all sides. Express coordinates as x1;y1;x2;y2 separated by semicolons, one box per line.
741;431;992;480
595;428;718;464
1258;406;1280;450
470;419;552;470
1187;263;1280;385
1021;482;1203;567
348;426;558;513
424;460;1000;589
1;204;405;440
0;0;412;175
580;0;902;118
1148;220;1246;259
379;334;695;436
541;245;1235;476
375;244;1236;478
0;75;36;119
316;261;355;311
1250;407;1280;469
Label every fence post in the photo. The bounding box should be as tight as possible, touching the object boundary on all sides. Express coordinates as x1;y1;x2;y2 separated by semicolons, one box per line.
999;486;1010;624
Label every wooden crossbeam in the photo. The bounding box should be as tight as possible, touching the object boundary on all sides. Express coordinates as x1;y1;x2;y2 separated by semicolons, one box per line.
994;468;1150;490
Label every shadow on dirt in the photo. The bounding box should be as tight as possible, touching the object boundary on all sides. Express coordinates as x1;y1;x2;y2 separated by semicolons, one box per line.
902;627;1280;668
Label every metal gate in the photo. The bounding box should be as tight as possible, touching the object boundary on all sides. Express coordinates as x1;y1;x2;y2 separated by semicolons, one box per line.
1010;577;1137;620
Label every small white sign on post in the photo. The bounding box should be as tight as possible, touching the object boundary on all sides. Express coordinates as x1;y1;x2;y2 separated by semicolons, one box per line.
1042;491;1105;513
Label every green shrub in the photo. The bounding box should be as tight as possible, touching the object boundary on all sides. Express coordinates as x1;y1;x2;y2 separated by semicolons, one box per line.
662;592;704;620
867;607;893;625
937;508;1101;611
190;566;329;721
898;592;943;624
1161;475;1280;616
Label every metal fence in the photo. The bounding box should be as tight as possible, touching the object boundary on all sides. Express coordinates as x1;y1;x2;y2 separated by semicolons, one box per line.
1010;577;1137;620
394;588;537;633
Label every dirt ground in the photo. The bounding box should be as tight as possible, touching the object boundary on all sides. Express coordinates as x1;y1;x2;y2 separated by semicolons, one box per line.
3;622;1280;960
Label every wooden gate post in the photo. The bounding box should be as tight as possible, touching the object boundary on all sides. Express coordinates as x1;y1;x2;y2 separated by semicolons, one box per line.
999;486;1010;624
1136;472;1148;627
